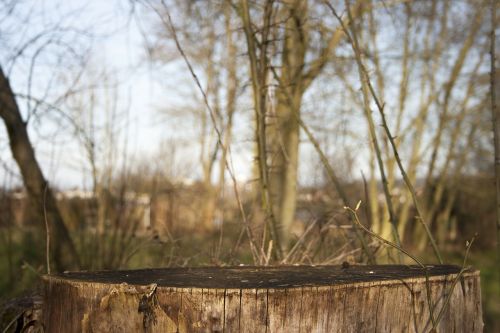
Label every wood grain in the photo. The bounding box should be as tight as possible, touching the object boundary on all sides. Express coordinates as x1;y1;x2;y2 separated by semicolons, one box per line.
42;265;483;332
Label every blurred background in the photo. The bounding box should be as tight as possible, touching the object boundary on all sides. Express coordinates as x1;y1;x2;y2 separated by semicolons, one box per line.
0;0;498;330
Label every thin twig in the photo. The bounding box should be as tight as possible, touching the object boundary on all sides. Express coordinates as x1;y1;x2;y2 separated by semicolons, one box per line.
345;203;424;267
143;0;262;263
238;0;282;258
489;0;500;285
433;236;475;326
281;219;319;264
324;0;403;261
325;0;442;263
346;202;439;330
43;184;51;275
266;64;375;263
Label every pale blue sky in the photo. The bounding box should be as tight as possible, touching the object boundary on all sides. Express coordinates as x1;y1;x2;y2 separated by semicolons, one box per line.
0;0;258;189
1;0;481;191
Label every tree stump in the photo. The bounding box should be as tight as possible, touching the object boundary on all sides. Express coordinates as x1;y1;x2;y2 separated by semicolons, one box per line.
42;265;482;332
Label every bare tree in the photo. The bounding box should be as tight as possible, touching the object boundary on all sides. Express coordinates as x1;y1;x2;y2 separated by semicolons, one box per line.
0;67;79;270
237;0;368;245
148;0;242;233
326;0;490;256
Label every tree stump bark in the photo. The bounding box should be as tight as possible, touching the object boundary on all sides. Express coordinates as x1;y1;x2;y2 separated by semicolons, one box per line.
42;265;482;332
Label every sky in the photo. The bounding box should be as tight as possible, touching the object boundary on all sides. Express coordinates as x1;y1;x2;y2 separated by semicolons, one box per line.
0;0;388;192
1;0;484;191
0;0;258;189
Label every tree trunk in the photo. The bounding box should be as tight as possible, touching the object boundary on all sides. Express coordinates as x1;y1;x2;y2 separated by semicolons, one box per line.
42;265;482;332
268;0;307;244
0;66;79;271
270;91;302;244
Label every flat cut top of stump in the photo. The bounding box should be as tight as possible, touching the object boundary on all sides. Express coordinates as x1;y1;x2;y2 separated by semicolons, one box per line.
54;265;467;289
